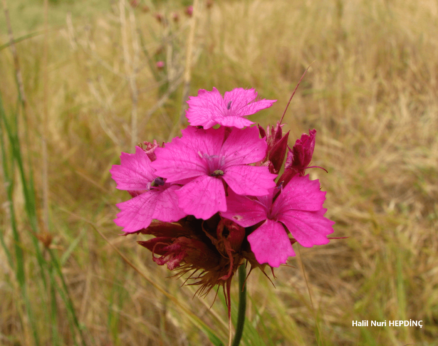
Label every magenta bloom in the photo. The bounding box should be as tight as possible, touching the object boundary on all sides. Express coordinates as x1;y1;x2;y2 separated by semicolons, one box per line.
110;147;186;233
186;88;276;129
221;175;335;267
152;126;277;219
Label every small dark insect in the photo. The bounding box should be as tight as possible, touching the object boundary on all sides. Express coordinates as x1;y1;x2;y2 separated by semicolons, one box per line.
227;101;232;110
151;177;165;187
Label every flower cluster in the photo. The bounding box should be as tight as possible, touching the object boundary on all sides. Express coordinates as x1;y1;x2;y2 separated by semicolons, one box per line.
110;87;335;296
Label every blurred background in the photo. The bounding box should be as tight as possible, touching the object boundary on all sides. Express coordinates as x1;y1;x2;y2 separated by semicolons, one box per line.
0;0;437;345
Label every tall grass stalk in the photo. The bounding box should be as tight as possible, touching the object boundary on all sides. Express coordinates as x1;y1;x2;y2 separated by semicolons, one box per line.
119;0;139;149
179;0;199;126
42;0;49;232
0;96;40;345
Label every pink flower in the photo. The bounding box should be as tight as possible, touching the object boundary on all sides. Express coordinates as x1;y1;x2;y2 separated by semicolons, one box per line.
110;147;186;233
221;175;335;267
152;126;277;219
186;88;276;129
156;61;165;70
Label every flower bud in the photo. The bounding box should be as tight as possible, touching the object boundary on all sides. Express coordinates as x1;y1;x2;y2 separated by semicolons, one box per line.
268;131;289;174
287;129;316;172
154;13;164;24
185;6;193;17
139;139;159;161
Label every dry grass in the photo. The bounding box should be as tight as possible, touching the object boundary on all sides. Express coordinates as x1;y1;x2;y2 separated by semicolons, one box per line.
0;0;437;345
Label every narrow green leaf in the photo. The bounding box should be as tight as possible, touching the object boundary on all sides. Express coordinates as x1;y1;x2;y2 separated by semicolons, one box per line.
0;94;40;345
49;249;88;346
61;229;86;266
0;30;43;51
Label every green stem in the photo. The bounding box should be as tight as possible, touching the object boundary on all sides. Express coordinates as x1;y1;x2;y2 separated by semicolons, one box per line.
232;264;246;346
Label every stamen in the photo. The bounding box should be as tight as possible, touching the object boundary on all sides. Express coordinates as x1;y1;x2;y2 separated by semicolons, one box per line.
211;169;224;177
227;101;232;110
199;151;226;176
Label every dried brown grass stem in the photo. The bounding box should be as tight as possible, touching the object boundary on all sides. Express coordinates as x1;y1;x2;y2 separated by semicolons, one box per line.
42;0;49;232
179;0;199;125
119;0;139;149
2;0;26;107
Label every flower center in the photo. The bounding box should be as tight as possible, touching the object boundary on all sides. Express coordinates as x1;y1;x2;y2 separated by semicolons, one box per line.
198;152;225;177
211;170;224;177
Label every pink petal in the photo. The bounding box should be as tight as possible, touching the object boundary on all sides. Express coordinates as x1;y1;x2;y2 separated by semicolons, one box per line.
314;208;329;217
115;193;153;233
224;88;277;117
278;209;335;247
215;116;254;129
220;189;267;227
180;126;225;155
223;88;258;110
151;185;187;222
114;186;186;233
152;127;225;182
273;175;326;214
175;175;226;219
247;220;295;267
185;87;225;129
221;127;267;166
153;140;204;182
237;99;277;117
223;165;276;196
110;146;155;191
